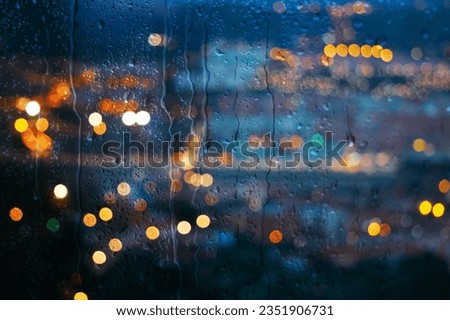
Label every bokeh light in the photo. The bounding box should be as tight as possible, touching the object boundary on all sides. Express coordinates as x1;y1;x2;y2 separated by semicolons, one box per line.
93;122;107;135
269;230;283;244
46;218;60;232
53;184;68;199
83;213;97;227
367;222;381;236
412;138;427;152
92;251;107;265
379;223;391;237
336;44;348;57
35;118;49;132
148;33;162;46
122;111;137;126
432;203;445;218
177;221;191;235
117;182;131;196
99;207;113;222
348;44;360;57
14;118;29;133
135;111;151;126
9;207;23;222
360;44;372;58
108;238;123;252
438;179;450;193
381;49;393;62
73;292;88;300
196;214;211;229
419;200;432;215
16;97;29;111
88;112;102;127
145;226;160;240
25;101;40;116
324;44;337;58
1;0;450;301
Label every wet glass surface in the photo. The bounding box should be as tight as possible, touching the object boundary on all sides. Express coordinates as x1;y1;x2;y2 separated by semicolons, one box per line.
0;0;450;299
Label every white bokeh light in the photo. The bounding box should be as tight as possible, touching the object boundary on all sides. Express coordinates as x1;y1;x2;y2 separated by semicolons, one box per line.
25;101;40;117
88;112;102;127
54;184;68;199
122;111;137;126
136;111;151;126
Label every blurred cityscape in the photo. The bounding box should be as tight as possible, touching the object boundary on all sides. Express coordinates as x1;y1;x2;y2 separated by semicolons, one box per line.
0;0;449;299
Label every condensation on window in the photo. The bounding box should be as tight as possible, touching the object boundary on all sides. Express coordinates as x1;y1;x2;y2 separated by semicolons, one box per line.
0;0;449;299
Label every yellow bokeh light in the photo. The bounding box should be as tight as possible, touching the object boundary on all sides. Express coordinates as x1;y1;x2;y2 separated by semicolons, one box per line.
419;200;432;215
14;118;29;133
177;221;191;235
56;82;70;97
82;213;97;227
371;45;383;58
146;226;160;240
412;138;426;152
324;44;337;58
54;184;68;199
9;207;23;222
18;130;51;154
200;173;213;187
348;44;360;57
35;118;49;132
25;100;41;117
360;44;372;58
93;122;107;135
117;182;131;196
432;203;445;218
347;152;361;167
108;238;123;252
438;179;450;193
381;49;393;62
183;171;194;183
92;251;107;265
336;44;348;57
88;112;102;127
196;214;211;229
367;222;380;236
99;207;113;221
73;292;88;300
148;33;162;46
189;173;202;187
